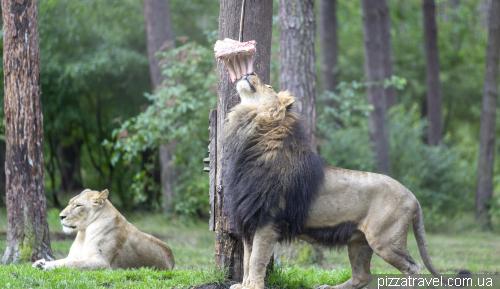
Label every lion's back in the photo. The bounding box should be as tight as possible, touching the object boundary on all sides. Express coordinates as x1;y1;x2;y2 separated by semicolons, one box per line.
109;222;175;270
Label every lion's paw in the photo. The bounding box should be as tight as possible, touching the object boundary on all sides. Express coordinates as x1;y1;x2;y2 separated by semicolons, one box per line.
32;259;55;270
32;259;46;270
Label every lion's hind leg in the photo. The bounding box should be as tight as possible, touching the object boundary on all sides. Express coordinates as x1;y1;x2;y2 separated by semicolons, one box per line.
365;223;423;276
317;231;373;289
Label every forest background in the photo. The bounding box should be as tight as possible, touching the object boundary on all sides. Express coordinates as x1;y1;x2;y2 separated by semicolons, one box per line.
0;0;498;231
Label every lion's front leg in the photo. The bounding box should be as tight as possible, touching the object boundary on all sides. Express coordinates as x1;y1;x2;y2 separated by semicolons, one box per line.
32;257;109;270
231;224;278;289
242;238;252;286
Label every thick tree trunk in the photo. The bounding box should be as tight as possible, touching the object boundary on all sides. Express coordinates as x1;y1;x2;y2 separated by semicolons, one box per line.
142;0;176;212
0;141;5;206
362;0;392;176
279;0;317;146
476;0;500;227
423;0;443;146
319;0;338;95
1;0;54;264
379;0;398;109
217;0;273;281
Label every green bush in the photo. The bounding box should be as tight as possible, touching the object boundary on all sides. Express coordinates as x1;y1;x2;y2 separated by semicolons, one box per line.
108;42;216;216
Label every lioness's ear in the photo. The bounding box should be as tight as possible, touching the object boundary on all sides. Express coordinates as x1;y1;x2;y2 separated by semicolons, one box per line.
91;189;109;206
277;91;294;108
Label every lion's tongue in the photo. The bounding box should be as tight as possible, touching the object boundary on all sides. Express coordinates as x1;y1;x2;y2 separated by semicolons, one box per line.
214;38;256;83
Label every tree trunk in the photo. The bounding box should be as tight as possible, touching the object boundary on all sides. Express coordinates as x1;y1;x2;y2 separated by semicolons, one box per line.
142;0;176;212
58;139;83;193
423;0;443;146
319;0;338;95
1;0;54;264
279;0;317;146
0;141;5;206
476;0;500;227
379;0;398;110
362;0;392;176
217;0;273;281
143;0;175;90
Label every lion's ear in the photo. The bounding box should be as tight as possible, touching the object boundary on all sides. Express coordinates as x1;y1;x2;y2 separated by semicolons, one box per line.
277;91;294;108
91;189;109;206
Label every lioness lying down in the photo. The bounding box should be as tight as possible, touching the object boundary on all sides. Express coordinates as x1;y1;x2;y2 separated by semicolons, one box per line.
32;189;174;270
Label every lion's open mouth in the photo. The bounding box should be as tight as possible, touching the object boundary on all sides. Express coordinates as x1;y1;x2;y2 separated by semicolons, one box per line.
63;224;76;229
214;38;256;83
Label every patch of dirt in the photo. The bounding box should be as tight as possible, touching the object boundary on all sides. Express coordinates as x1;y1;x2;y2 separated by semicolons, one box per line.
191;281;237;289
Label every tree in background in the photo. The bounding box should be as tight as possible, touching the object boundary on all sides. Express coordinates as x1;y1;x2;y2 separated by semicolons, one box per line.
422;0;443;146
379;0;398;109
361;0;392;176
320;0;338;95
476;0;500;227
142;0;176;212
279;0;317;146
1;0;54;263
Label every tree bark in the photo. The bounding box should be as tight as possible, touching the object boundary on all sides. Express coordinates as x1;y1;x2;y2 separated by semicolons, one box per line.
422;0;443;146
217;0;273;281
2;0;54;264
379;0;398;109
319;0;338;95
476;0;500;227
362;0;392;176
279;0;318;146
142;0;176;212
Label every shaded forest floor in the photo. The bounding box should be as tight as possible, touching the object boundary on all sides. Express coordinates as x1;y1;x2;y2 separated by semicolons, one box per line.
0;209;499;288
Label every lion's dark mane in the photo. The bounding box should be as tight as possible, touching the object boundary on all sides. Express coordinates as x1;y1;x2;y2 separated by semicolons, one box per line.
223;101;325;242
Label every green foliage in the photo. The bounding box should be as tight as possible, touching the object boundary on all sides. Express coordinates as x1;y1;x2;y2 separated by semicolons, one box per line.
388;105;476;220
109;42;217;216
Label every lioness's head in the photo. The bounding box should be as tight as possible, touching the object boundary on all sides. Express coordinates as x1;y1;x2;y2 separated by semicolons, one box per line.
59;189;109;234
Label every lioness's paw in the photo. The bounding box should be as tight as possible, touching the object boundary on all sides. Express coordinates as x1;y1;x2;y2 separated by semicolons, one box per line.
32;259;46;270
230;284;244;289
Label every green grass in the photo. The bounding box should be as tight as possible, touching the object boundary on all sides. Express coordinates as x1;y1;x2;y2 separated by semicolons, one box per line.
0;264;228;288
1;209;499;288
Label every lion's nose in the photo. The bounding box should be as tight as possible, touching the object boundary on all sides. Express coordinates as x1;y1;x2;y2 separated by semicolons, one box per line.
60;215;66;220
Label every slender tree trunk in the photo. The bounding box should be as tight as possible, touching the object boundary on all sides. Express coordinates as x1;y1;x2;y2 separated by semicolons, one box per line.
379;0;398;109
143;0;175;90
423;0;443;146
279;0;317;146
362;0;392;176
1;0;54;264
58;139;83;193
217;0;273;280
476;0;500;227
320;0;338;95
142;0;176;212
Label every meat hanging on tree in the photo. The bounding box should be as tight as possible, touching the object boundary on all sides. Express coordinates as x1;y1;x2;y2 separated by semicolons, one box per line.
214;38;256;82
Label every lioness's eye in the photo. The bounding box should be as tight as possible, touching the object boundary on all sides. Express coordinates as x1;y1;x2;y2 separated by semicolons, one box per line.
75;204;82;208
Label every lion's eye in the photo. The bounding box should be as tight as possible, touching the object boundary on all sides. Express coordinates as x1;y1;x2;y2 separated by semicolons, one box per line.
75;204;82;208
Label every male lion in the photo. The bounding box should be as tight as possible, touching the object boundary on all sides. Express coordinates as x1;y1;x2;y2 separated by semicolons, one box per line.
224;74;465;289
32;189;174;270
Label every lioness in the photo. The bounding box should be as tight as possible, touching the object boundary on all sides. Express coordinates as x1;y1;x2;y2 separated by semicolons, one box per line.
32;189;174;270
224;74;465;289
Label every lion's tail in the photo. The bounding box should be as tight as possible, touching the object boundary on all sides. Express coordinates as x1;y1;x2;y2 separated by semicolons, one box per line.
412;202;470;286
